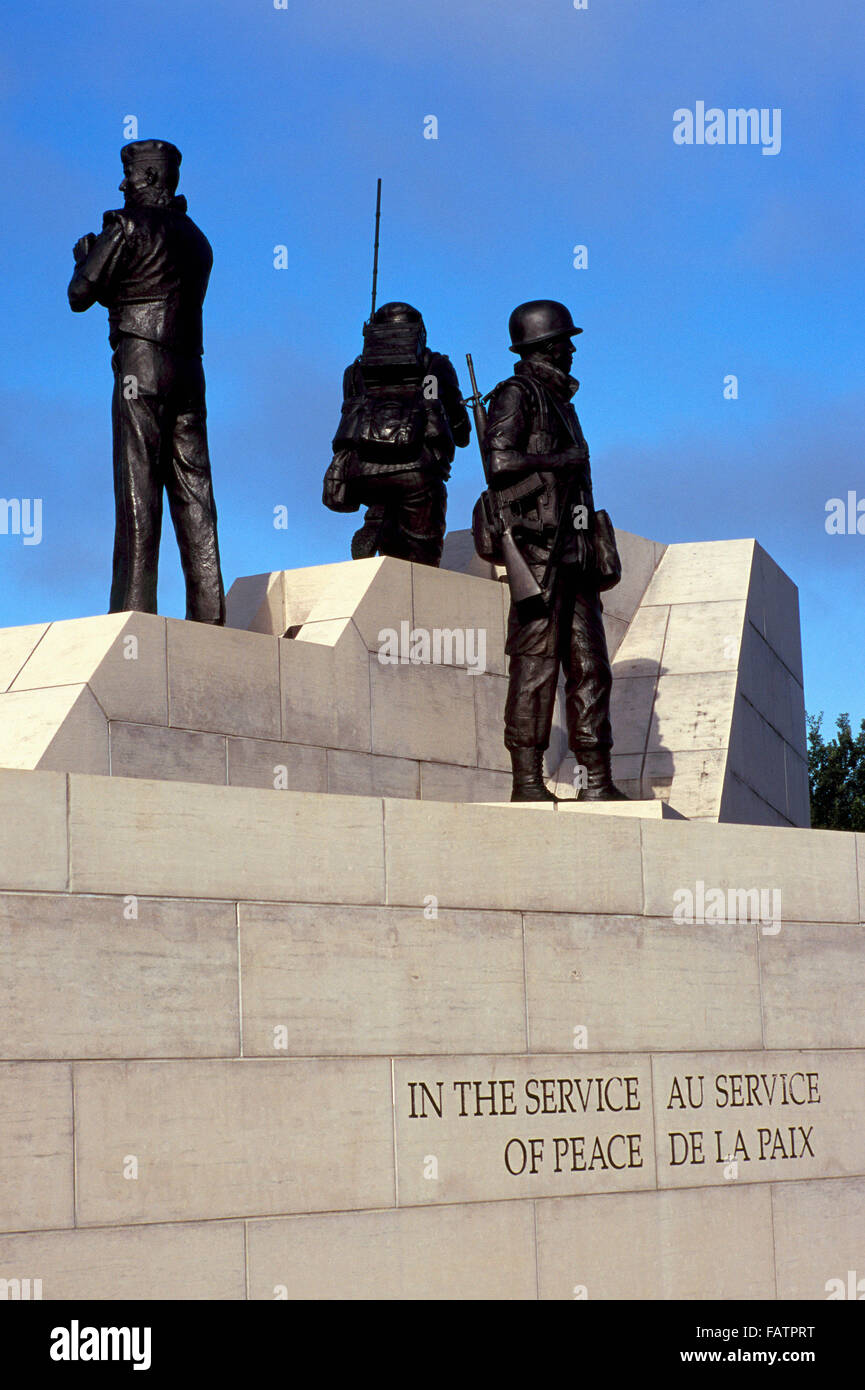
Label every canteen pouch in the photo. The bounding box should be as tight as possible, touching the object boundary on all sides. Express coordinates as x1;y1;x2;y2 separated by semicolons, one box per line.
590;508;621;591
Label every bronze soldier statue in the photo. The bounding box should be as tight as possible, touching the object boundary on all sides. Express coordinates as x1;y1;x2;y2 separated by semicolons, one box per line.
323;302;471;566
482;300;627;802
68;140;225;623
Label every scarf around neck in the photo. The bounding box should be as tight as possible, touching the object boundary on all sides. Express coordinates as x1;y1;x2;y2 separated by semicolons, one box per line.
515;355;580;401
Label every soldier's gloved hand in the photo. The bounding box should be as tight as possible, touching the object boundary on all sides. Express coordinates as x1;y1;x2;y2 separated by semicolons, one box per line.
73;234;96;265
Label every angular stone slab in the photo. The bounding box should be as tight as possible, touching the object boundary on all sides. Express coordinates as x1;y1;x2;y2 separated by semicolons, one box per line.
280;617;371;753
238;903;526;1056
0;893;239;1060
641;819;858;924
383;799;643;914
641;539;755;606
110;722;226;785
73;1059;395;1225
0;685;107;775
748;541;804;685
0;769;67;891
773;1177;865;1300
68;776;385;903
536;1185;774;1300
10;613;168;726
524;913;762;1053
0;1063;73;1233
0;622;49;691
0;1221;246;1300
225;570;287;636
167;618;280;740
299;556;413;652
411;563;507;676
227;737;326;793
247;1201;537;1301
370;659;477;765
759;922;865;1050
326;749;419;799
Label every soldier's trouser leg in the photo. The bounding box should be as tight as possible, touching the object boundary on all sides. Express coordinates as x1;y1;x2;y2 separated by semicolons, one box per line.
380;472;447;567
559;574;613;752
163;358;225;625
503;566;562;751
401;477;446;566
109;346;165;614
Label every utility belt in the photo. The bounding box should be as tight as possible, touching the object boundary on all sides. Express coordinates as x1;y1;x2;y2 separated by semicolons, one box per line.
323;447;445;513
473;472;620;593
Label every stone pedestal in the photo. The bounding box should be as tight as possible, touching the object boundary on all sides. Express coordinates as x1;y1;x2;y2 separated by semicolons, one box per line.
0;536;848;1303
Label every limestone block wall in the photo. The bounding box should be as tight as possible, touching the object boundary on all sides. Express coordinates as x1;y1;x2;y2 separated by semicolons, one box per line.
0;767;861;1299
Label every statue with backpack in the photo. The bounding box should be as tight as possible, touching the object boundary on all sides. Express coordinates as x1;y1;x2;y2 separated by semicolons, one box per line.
322;184;470;565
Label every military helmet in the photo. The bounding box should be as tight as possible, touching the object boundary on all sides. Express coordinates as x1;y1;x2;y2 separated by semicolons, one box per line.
508;300;582;353
370;301;426;344
362;301;427;372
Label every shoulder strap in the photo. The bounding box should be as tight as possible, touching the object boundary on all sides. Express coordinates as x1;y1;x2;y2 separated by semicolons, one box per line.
490;374;550;434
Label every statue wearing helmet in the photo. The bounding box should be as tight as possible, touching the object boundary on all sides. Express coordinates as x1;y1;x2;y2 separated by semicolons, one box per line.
324;302;471;565
483;300;627;802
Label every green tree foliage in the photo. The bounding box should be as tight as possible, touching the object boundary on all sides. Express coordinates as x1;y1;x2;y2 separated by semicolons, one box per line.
807;712;865;831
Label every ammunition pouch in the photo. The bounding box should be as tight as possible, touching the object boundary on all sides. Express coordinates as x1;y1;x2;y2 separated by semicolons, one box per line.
587;509;621;591
471;472;552;564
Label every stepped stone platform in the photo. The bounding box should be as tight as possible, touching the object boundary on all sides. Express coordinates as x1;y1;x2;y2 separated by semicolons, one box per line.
0;529;807;825
0;533;851;1303
0;768;862;1299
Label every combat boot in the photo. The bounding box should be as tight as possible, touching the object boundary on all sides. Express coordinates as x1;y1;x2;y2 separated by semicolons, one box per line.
575;748;629;801
351;507;387;559
510;747;558;802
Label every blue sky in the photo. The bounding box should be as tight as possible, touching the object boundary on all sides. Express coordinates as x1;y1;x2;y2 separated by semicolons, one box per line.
0;0;863;725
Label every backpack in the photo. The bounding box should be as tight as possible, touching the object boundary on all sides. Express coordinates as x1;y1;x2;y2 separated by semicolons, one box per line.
332;319;429;464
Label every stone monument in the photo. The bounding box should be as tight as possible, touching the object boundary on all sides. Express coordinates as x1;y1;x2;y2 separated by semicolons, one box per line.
2;527;862;1302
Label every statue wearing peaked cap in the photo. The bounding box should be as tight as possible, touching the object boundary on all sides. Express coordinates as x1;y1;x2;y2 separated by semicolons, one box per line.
68;140;225;623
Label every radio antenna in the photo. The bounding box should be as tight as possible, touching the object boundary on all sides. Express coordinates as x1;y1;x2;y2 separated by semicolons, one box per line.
370;178;382;318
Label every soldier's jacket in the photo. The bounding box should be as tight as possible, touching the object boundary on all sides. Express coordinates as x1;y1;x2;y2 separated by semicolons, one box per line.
67;196;212;355
485;357;593;565
340;349;470;478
